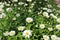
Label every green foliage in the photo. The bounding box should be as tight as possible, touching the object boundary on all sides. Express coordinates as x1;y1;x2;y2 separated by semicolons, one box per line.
0;0;60;40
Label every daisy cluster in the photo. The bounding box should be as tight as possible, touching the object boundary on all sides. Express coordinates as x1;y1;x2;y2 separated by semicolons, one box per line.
0;0;60;40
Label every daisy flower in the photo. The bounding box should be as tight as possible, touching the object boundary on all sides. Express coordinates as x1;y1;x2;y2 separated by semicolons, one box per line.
47;4;52;8
26;17;33;23
3;31;9;36
48;27;53;31
23;30;32;38
43;35;49;40
50;13;57;19
57;18;60;23
12;17;16;20
0;13;6;18
51;35;57;40
9;31;15;36
0;14;2;18
47;9;52;13
43;12;48;16
16;13;20;17
43;8;47;10
0;8;3;13
27;0;32;2
18;2;24;5
5;3;10;6
53;16;57;19
18;26;25;31
39;24;45;29
56;24;60;30
50;13;54;16
43;12;49;18
12;0;18;2
0;2;4;8
1;13;6;18
6;8;12;12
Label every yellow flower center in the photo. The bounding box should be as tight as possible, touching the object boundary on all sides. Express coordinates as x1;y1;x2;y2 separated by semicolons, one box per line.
28;19;31;22
26;32;29;35
11;32;14;34
6;32;8;34
44;14;46;15
20;27;23;30
45;37;48;39
58;20;60;22
58;26;60;28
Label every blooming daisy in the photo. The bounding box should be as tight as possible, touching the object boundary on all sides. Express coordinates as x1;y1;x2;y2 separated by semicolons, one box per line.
16;13;20;17
46;15;50;18
3;31;9;36
5;3;10;6
50;13;54;17
53;16;57;19
6;8;12;12
43;35;49;40
1;13;6;18
48;27;53;31
12;17;16;20
18;26;25;31
56;24;60;30
43;12;49;18
18;2;24;5
0;13;6;18
27;0;32;2
57;18;60;23
45;0;48;1
12;0;18;2
23;30;32;38
47;4;52;8
9;31;15;36
50;13;57;19
43;12;48;16
35;25;38;27
0;8;3;13
0;2;4;8
26;17;33;23
47;9;52;13
43;8;47;10
51;35;57;40
39;24;45;29
0;14;2;18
